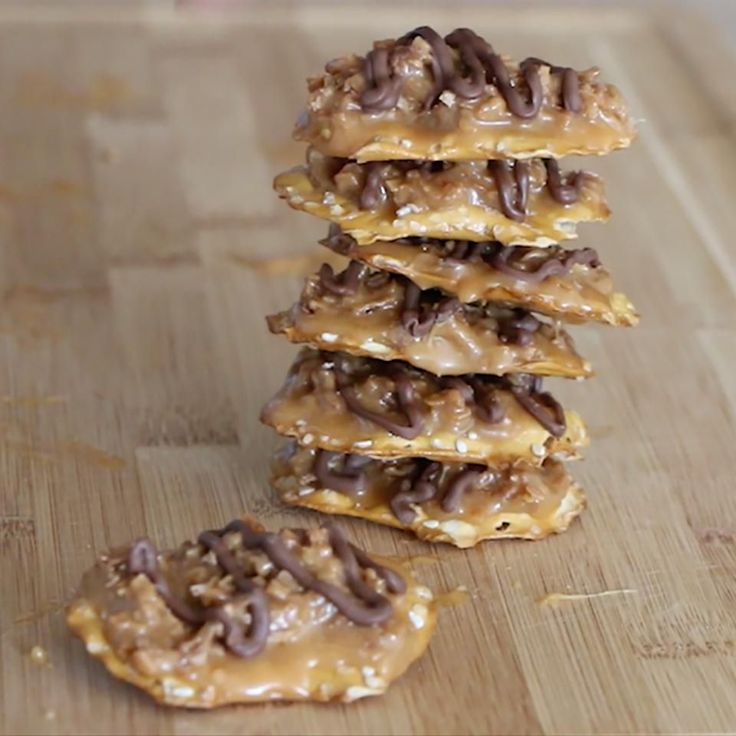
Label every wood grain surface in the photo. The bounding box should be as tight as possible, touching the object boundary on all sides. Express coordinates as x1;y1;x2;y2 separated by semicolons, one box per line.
2;3;736;734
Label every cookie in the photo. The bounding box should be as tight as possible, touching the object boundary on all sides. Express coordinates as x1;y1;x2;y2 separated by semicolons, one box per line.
273;443;585;548
295;27;636;161
275;150;609;245
67;518;436;707
260;348;589;465
323;228;639;326
267;261;592;378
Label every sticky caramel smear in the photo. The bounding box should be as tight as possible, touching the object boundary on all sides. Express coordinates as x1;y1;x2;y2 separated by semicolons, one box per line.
29;645;50;666
0;394;67;407
436;586;470;608
60;441;126;470
403;554;440;566
537;588;636;608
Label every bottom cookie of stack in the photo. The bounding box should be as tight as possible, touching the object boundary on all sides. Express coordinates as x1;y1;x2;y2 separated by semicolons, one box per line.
272;442;586;548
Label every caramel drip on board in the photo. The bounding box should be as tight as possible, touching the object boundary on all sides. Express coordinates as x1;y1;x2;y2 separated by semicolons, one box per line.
126;520;406;658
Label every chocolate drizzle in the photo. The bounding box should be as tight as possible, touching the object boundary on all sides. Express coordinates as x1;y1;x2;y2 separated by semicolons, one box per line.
496;309;542;347
509;375;566;437
359;26;581;117
444;240;487;265
127;535;270;658
314;449;370;494
360;163;391;210
390;461;441;523
488;243;600;284
400;280;461;338
344;157;582;216
127;520;406;658
441;467;485;512
361;47;403;112
318;260;365;296
487;161;530;221
440;371;566;435
543;158;584;204
389;461;486;522
524;57;582;112
334;357;425;440
442;376;505;424
443;239;601;284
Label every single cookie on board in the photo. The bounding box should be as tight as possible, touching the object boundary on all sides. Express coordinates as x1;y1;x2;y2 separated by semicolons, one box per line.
275;150;609;246
260;348;589;466
267;261;592;378
273;443;586;548
67;518;436;707
295;26;636;161
323;228;639;326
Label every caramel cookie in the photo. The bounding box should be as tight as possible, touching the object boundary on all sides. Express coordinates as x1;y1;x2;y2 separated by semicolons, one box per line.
267;261;592;378
323;228;639;326
276;151;609;246
67;518;436;707
296;27;636;161
273;443;586;548
260;349;589;465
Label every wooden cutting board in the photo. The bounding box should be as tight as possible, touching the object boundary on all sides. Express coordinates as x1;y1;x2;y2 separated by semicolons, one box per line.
2;3;736;734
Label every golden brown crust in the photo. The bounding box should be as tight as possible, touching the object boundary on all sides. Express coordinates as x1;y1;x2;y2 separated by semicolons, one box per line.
272;443;586;548
267;263;592;378
260;349;589;465
66;519;436;707
274;152;609;246
295;36;635;161
323;231;638;326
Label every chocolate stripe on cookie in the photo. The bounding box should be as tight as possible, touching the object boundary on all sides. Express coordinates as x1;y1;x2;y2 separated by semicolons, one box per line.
335;357;426;439
360;26;581;116
127;519;406;659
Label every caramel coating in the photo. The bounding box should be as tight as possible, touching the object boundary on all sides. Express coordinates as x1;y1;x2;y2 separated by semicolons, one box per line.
260;349;589;465
273;443;586;548
296;34;635;161
323;230;638;326
274;151;609;246
267;263;592;378
67;519;436;707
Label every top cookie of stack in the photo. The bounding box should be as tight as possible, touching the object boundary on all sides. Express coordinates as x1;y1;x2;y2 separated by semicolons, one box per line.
263;26;638;548
293;26;635;162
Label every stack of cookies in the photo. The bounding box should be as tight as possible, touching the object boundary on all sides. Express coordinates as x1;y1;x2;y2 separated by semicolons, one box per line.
262;27;637;548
